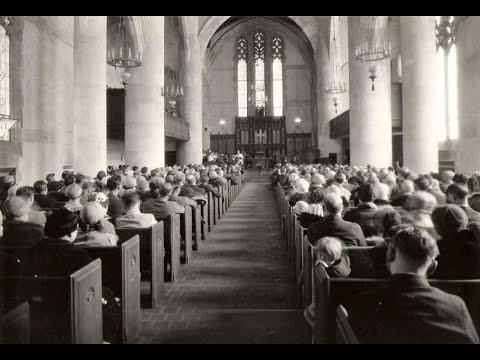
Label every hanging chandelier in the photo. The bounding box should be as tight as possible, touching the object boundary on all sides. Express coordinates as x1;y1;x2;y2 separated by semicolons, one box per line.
161;66;184;98
354;16;391;91
106;16;142;88
325;16;347;96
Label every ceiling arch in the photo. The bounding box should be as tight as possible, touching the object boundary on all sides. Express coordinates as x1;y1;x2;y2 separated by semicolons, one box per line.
198;16;329;57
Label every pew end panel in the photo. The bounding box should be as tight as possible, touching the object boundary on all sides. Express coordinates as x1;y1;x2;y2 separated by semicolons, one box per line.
0;301;30;344
70;258;103;344
336;305;359;344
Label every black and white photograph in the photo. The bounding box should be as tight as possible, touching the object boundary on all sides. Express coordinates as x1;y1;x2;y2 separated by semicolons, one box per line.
0;15;479;344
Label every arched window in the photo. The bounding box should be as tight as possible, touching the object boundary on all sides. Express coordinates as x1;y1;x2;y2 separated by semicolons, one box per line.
436;16;458;141
254;32;265;109
237;37;248;117
272;37;284;116
0;18;11;117
236;31;284;117
0;17;11;141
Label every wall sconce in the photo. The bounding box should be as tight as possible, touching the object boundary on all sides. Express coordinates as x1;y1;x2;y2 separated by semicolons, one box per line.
219;119;225;133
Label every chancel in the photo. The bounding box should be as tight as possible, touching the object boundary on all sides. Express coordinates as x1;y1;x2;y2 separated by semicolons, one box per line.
1;15;480;344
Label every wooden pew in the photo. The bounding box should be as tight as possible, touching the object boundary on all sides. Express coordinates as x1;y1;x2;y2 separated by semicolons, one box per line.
336;305;359;344
215;186;222;222
192;205;202;251
180;206;193;264
163;214;181;282
0;301;30;344
200;197;208;240
0;259;103;344
116;223;164;309
221;184;227;215
302;235;314;308
312;260;480;344
207;192;214;232
76;236;141;344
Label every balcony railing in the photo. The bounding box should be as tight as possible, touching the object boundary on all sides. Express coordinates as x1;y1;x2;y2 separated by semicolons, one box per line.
165;112;190;141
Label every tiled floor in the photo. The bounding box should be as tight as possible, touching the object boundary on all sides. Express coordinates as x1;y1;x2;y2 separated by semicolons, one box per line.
134;182;309;344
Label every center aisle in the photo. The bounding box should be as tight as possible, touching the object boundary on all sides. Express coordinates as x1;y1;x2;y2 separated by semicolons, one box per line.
134;181;309;344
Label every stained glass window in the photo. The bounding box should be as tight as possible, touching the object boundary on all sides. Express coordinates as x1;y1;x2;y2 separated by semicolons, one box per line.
0;18;11;141
436;16;458;141
0;21;10;117
254;32;265;109
237;38;248;117
272;37;283;116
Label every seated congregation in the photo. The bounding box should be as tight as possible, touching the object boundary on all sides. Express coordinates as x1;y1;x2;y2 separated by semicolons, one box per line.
273;163;480;344
0;163;244;343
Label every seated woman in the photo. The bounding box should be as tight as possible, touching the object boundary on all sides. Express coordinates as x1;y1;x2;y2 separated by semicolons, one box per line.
401;191;438;238
304;237;351;326
297;188;324;228
432;205;480;279
75;202;118;246
0;196;44;247
63;183;83;213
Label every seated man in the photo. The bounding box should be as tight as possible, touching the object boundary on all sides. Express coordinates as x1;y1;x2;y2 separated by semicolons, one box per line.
184;175;206;196
345;225;479;344
307;193;366;247
198;174;221;198
115;192;157;229
432;205;480;279
32;180;58;210
446;183;480;243
141;183;185;221
106;175;126;220
16;186;47;228
46;180;69;203
1;196;44;247
343;184;378;228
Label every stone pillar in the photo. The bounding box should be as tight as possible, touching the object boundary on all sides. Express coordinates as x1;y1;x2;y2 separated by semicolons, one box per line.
125;16;165;169
348;16;392;168
177;45;203;165
18;16;73;185
457;17;480;174
401;16;438;174
73;16;107;176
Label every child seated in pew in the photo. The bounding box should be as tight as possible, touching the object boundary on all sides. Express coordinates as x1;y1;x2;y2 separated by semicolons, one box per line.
75;202;118;246
305;237;351;326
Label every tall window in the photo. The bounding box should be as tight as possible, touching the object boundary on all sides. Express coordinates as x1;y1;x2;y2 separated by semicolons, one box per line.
436;16;458;141
236;31;284;117
254;32;266;109
272;37;284;116
0;17;11;142
0;20;10;118
237;38;248;117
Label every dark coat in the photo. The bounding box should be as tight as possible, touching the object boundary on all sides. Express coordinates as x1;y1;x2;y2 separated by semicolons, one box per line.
319;253;351;278
198;183;221;198
34;194;58;209
307;215;367;247
298;213;323;229
0;220;44;247
435;229;480;279
345;273;480;344
107;193;126;220
184;184;206;195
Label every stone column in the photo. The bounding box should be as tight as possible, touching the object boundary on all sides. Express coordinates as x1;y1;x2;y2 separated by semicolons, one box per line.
177;44;203;165
73;16;107;176
125;16;165;169
457;17;480;174
401;16;438;174
348;16;392;168
19;16;73;184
